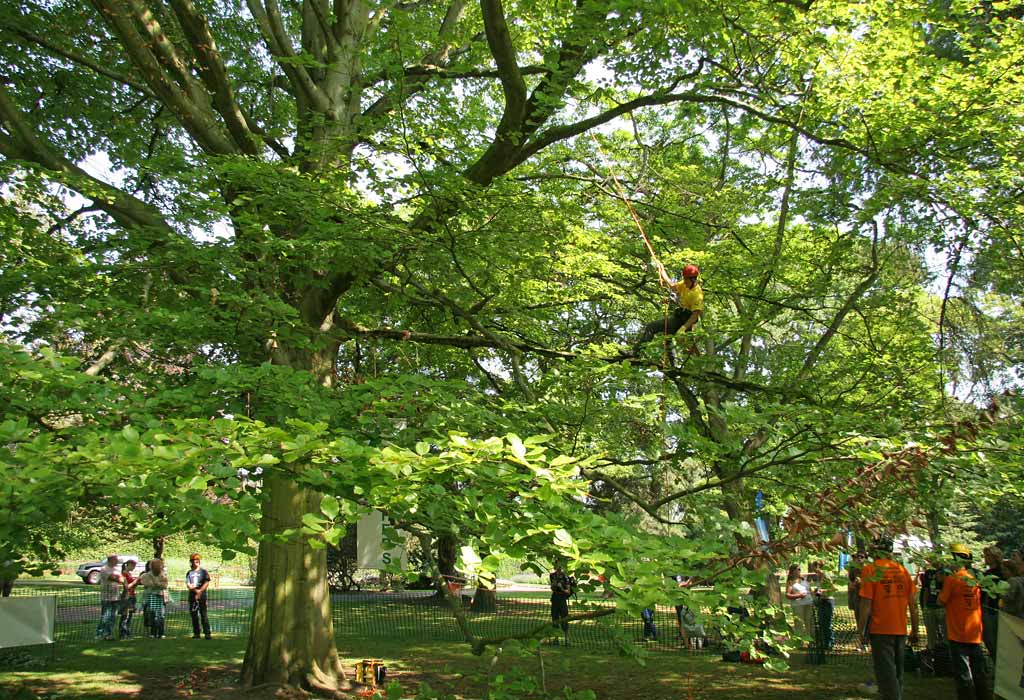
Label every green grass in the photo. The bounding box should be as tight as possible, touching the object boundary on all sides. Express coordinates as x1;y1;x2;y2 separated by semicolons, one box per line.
0;634;958;700
1;584;952;699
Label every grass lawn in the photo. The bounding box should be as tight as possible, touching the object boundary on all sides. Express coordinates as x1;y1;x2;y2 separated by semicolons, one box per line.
0;635;957;700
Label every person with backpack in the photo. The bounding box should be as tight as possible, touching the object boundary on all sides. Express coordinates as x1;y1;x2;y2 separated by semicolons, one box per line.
810;560;836;652
786;564;815;644
1002;549;1024;617
640;606;658;641
919;554;948;651
939;543;990;700
859;536;920;700
980;545;1004;657
94;555;122;641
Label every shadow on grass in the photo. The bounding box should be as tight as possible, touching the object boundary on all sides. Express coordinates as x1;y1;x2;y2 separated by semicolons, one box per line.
0;635;959;700
0;638;252;700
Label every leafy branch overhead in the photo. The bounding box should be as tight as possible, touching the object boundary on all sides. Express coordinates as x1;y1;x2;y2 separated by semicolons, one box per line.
1;0;1023;691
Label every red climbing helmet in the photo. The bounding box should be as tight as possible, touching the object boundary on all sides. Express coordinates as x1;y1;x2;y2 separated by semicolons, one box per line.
682;264;700;278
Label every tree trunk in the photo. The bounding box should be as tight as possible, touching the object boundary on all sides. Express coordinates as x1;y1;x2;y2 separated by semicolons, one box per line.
925;508;942;546
470;585;497;613
433;532;459;599
152;535;165;560
437;533;458;577
241;473;345;690
241;343;345;690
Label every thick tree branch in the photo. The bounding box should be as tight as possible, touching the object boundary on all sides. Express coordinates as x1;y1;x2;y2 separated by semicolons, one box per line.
461;0;529;184
362;63;548;85
124;0;206;104
84;341;125;377
517;70;708;165
520;0;602;132
471;608;616;655
479;0;526;119
361;0;469;122
336;319;793;397
0;84;176;236
414;532;476;645
306;0;339;61
167;0;262;155
88;0;237;155
244;0;332;114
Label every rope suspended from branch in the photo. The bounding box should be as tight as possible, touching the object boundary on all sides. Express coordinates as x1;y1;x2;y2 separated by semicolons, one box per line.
590;134;668;280
590;134;673;426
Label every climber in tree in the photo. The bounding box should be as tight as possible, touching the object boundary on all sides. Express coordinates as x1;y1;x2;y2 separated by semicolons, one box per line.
637;263;704;344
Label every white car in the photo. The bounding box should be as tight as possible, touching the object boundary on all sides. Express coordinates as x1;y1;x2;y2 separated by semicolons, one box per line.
75;555;143;584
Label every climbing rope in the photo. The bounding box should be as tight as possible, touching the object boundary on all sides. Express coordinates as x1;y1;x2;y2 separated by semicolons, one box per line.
590;135;673;429
590;135;668;278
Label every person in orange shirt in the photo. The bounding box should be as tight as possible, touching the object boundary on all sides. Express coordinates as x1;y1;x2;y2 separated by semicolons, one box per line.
938;543;990;700
858;536;920;700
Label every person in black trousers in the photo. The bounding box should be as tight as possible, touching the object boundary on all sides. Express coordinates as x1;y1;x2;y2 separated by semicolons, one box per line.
185;553;212;639
549;564;574;646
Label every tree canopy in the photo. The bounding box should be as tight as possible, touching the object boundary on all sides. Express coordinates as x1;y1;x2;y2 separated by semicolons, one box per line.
1;0;1022;690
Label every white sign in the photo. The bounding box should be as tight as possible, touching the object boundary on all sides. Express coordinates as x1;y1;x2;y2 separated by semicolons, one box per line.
996;611;1024;700
356;511;406;569
0;596;57;648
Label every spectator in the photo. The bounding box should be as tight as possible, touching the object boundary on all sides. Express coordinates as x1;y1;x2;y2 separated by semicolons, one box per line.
848;552;867;651
1;557;15;597
118;559;139;640
938;543;989;700
641;607;658;641
549;563;574;646
674;576;706;649
139;560;152;636
858;536;919;700
139;558;170;639
980;545;1004;657
1001;549;1024;617
918;555;947;651
185;553;212;640
810;560;835;651
94;555;122;641
786;564;814;643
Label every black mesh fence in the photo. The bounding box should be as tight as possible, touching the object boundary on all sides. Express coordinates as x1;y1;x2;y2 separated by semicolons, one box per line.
5;584;253;645
3;585;893;665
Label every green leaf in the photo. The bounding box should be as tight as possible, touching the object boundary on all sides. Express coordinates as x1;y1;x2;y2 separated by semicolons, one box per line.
320;496;340;520
301;513;326;532
508;435;527;462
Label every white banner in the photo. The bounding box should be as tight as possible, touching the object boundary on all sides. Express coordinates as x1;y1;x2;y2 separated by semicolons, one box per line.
356;511;406;569
996;611;1024;700
0;596;57;648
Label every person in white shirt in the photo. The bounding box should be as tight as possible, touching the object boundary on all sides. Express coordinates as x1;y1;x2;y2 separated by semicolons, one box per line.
786;564;814;642
94;555;122;641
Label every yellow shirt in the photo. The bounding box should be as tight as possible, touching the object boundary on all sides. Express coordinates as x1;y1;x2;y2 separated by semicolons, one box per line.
671;281;704;313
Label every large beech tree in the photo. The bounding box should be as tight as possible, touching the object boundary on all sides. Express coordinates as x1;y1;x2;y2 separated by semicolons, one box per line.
2;0;1023;691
